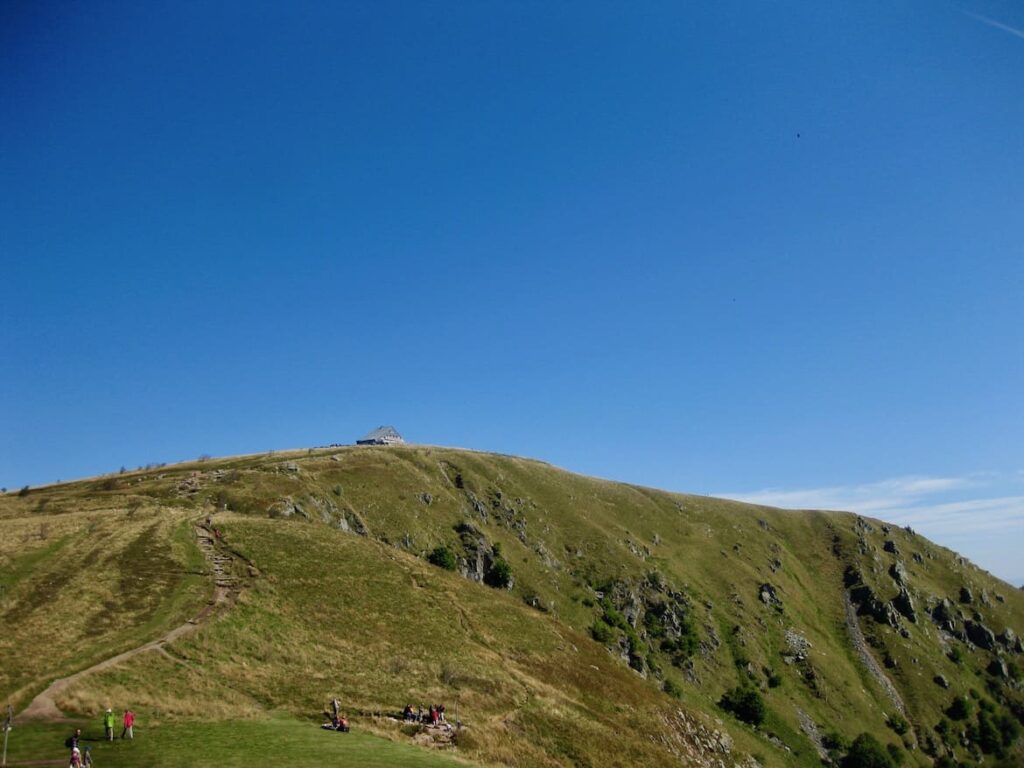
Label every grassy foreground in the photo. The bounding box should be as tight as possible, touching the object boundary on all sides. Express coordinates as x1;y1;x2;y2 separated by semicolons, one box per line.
2;716;464;767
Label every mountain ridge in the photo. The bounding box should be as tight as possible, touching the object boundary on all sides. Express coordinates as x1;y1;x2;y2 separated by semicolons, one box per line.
1;444;1021;767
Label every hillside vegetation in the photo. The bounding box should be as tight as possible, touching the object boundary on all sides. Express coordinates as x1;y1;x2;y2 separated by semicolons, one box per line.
1;445;1022;767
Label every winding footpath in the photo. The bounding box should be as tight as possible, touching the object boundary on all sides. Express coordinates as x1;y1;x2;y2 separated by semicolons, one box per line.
19;521;249;721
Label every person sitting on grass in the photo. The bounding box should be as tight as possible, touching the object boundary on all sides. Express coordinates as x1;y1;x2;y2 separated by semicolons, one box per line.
337;714;350;733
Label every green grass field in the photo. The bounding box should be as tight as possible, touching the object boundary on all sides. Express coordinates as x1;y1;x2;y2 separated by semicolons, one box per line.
3;716;465;767
2;445;1022;767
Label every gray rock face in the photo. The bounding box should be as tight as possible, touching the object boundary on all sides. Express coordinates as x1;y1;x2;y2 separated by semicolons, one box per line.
785;629;812;661
759;583;783;609
844;566;863;588
959;586;974;604
934;674;950;688
893;588;918;623
267;496;299;518
890;561;908;586
883;540;899;555
988;658;1009;678
455;523;496;583
965;620;997;650
932;598;954;623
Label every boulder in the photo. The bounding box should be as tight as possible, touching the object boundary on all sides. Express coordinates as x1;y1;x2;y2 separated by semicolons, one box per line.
893;588;918;623
759;583;783;609
965;620;997;650
988;658;1009;679
959;586;974;604
844;565;863;588
934;674;950;689
890;560;909;586
999;627;1017;648
932;598;955;625
883;540;899;554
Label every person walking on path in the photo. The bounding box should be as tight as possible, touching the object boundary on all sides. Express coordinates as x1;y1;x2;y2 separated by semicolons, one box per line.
64;728;82;751
122;708;135;739
103;708;115;741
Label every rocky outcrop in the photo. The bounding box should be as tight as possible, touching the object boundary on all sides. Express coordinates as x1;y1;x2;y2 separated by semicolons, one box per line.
998;627;1020;652
454;523;504;585
988;658;1009;678
889;560;908;586
892;587;918;623
759;583;782;609
965;620;997;650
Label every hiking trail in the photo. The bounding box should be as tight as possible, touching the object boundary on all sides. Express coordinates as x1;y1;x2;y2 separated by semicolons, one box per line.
18;519;253;721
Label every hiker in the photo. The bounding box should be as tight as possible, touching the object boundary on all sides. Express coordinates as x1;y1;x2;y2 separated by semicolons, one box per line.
337;714;350;733
82;745;94;768
103;707;115;740
429;705;439;725
122;708;135;739
438;704;446;722
64;728;82;751
69;746;82;768
403;704;414;721
330;697;340;720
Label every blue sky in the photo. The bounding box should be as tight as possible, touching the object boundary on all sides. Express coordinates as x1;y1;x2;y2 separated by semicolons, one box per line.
2;1;1022;583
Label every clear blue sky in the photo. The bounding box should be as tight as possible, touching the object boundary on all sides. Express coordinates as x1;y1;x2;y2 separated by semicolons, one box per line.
2;2;1022;582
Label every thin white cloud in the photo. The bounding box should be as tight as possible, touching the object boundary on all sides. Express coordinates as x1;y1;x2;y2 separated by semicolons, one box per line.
723;474;974;513
965;11;1024;41
882;495;1024;535
720;474;1024;584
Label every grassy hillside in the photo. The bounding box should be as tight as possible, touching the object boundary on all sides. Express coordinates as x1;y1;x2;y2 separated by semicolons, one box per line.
1;445;1022;767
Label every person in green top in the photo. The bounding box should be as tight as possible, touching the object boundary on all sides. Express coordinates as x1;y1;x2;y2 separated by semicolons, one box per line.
103;708;115;741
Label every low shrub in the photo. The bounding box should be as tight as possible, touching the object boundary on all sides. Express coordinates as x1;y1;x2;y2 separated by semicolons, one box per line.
841;733;895;768
719;686;766;726
485;558;513;589
428;545;457;571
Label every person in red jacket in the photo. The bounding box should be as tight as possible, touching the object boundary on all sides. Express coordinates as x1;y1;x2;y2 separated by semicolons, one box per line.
121;709;135;739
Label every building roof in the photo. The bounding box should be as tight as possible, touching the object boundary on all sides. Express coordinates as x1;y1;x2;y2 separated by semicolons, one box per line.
358;425;403;442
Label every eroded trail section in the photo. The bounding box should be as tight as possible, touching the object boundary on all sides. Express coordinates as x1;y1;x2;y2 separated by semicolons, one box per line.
19;521;253;720
843;592;907;716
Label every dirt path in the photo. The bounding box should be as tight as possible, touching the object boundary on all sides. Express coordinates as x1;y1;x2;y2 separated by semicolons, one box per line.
19;521;251;721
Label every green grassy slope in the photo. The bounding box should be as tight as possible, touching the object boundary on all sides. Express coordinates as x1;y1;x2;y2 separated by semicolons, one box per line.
1;445;1021;767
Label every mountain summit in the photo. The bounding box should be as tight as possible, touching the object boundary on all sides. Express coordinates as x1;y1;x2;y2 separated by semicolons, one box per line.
2;445;1021;767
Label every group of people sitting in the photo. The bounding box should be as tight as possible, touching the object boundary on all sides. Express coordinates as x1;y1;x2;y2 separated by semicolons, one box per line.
321;698;350;732
321;713;350;732
403;703;446;725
